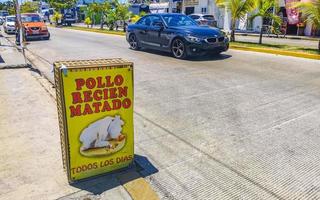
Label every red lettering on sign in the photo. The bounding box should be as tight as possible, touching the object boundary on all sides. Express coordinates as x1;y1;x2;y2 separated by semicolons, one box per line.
75;78;85;90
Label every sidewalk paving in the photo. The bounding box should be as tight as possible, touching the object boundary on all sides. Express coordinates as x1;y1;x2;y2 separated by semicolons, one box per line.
0;68;133;200
0;35;27;68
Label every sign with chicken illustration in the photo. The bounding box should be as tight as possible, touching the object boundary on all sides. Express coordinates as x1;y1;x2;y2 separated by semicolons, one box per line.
54;59;134;182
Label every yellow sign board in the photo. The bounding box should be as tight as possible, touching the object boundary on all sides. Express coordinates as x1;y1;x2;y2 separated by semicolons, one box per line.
54;59;134;182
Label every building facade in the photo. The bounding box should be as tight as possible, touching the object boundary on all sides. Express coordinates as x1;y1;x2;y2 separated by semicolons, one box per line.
181;0;318;36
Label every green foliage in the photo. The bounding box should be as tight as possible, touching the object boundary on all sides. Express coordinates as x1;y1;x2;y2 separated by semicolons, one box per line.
20;1;39;13
294;0;320;29
48;0;77;10
84;17;92;27
52;11;62;26
117;3;130;22
131;15;140;23
87;1;111;27
216;0;256;41
294;0;320;50
249;0;281;44
139;11;147;17
106;8;119;30
216;0;255;22
0;1;15;15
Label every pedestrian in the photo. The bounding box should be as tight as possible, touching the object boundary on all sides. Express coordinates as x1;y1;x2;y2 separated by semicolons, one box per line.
45;11;50;23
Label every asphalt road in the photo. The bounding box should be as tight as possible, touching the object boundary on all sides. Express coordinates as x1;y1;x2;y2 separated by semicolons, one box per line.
10;27;320;199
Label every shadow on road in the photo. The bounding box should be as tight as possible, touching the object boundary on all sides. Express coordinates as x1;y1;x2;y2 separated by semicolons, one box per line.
135;48;232;61
67;154;158;196
188;53;232;61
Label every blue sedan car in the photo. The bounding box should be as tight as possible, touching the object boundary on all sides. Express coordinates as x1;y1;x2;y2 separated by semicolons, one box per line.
126;13;229;59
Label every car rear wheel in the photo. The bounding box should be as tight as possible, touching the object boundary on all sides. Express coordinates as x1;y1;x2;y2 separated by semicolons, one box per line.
129;34;140;50
171;38;187;59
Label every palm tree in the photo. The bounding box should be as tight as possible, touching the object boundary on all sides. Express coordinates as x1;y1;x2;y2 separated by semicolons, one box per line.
87;3;98;28
116;4;131;32
100;1;111;29
250;0;281;44
216;0;256;42
294;0;320;51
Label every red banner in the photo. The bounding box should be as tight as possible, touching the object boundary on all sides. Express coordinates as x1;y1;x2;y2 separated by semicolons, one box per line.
285;0;300;25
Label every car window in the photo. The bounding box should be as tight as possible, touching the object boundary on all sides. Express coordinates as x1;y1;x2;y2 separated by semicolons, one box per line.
190;15;200;20
137;16;151;26
162;15;197;27
149;16;162;26
203;15;214;20
6;17;15;22
21;15;41;23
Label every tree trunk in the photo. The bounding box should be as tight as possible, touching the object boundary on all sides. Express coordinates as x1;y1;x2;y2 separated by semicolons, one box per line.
259;19;263;44
109;23;114;31
100;13;104;29
230;19;236;42
123;20;126;32
91;14;94;28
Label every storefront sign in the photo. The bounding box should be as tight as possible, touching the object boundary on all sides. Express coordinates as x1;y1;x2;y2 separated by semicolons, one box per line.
54;59;134;182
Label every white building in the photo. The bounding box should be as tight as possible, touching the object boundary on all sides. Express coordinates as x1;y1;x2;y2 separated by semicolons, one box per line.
181;0;317;36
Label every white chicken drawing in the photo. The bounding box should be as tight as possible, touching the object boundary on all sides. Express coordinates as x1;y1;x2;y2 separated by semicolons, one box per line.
79;115;125;151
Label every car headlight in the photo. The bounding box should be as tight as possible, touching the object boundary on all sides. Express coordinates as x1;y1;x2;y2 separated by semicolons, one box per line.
185;35;201;43
42;26;48;30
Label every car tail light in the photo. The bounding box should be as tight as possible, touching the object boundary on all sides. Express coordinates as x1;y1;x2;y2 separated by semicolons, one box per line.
200;20;208;24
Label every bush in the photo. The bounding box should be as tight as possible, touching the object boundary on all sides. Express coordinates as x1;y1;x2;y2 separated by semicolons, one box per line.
130;15;140;23
52;12;62;27
84;17;92;28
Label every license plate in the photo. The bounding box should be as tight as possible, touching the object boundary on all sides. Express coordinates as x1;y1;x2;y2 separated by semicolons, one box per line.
32;30;39;34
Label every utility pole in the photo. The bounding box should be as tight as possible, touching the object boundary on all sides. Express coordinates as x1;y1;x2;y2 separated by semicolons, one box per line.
14;0;23;49
14;0;27;64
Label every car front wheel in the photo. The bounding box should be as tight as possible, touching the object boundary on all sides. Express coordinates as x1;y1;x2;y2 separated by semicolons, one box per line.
129;34;140;50
171;38;187;59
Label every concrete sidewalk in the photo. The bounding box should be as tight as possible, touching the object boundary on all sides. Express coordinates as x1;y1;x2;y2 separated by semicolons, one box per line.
0;36;27;68
0;68;135;200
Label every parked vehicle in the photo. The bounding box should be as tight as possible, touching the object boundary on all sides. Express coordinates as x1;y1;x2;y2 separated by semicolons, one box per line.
0;10;9;25
189;14;217;27
126;13;229;59
19;13;50;41
3;15;16;34
62;12;76;26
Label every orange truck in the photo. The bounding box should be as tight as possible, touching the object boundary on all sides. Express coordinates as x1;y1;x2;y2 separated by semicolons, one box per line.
21;13;50;40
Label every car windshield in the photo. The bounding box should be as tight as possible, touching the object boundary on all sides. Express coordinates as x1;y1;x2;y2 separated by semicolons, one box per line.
162;15;197;27
7;17;15;22
21;15;41;22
